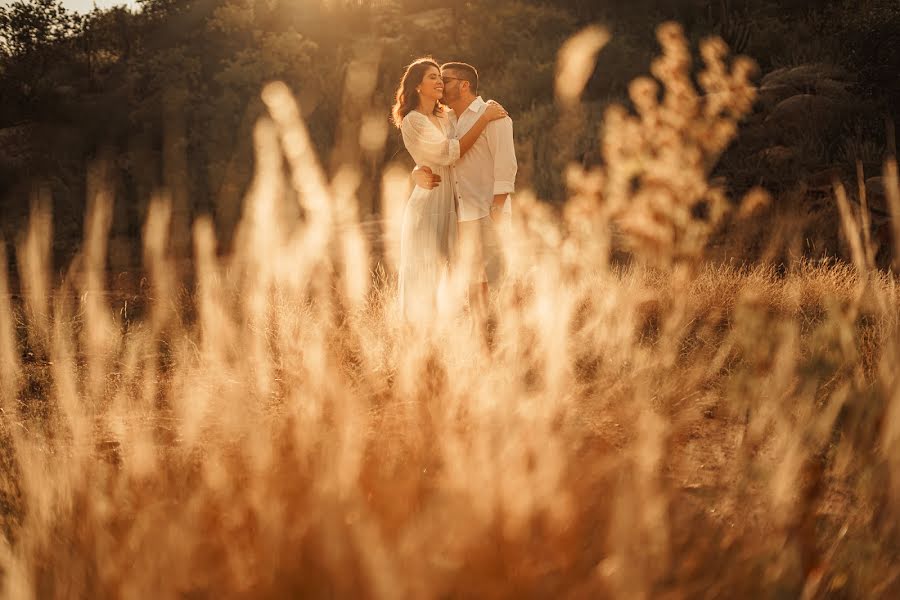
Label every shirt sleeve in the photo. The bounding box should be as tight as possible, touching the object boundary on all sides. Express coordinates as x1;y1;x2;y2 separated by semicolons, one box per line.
401;112;460;167
485;117;517;195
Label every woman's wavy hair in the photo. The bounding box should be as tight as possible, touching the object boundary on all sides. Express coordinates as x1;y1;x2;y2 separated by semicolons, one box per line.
391;57;443;128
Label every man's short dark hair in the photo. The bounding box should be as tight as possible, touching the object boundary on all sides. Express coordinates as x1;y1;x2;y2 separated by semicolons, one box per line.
441;62;478;94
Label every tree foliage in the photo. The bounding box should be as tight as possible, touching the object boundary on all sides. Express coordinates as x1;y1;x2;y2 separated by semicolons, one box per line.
0;0;898;258
0;0;80;57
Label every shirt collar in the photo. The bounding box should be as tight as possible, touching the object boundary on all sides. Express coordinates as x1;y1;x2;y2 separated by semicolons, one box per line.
465;96;487;114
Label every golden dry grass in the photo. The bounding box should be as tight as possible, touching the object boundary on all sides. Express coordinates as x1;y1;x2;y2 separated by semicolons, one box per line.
0;23;898;599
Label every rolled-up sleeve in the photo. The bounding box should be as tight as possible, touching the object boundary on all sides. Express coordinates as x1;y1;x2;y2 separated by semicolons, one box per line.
486;117;517;195
401;112;460;167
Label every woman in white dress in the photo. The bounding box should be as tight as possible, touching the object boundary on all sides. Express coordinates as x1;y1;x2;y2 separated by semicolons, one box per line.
390;58;507;319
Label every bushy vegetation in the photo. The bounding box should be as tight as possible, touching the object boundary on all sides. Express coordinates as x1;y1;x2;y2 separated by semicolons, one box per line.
1;0;899;264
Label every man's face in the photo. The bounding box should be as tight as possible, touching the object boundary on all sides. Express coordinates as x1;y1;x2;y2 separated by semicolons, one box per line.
440;68;466;102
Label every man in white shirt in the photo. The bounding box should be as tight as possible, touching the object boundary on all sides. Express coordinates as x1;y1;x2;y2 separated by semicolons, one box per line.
413;61;517;318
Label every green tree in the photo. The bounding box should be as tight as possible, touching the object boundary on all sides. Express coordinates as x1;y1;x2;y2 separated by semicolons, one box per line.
0;0;80;58
0;0;83;121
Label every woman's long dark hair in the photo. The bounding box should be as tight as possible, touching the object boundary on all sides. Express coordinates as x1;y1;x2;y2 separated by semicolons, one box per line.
391;57;443;128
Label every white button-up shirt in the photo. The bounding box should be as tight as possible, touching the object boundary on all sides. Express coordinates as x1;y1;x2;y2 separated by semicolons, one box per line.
448;96;517;222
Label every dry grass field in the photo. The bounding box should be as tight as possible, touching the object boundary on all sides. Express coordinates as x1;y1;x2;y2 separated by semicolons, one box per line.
0;23;898;598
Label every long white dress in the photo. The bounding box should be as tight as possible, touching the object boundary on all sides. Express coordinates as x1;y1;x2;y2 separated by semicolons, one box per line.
398;110;460;319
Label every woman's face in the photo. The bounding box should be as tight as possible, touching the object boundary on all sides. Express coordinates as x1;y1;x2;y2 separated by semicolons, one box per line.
417;65;444;103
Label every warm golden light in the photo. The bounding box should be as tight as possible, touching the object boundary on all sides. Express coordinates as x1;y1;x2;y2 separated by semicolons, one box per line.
0;13;897;599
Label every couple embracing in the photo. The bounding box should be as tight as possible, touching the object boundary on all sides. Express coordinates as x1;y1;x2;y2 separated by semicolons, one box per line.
390;58;517;322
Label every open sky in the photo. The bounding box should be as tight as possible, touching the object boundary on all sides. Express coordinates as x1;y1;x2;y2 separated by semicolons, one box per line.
1;1;139;13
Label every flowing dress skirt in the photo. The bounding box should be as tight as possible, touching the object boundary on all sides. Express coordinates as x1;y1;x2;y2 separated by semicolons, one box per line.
398;174;458;320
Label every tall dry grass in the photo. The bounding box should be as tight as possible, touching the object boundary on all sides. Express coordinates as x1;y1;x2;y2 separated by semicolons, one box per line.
0;22;898;599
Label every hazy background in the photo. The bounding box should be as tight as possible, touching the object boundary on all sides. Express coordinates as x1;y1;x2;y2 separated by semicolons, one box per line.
1;0;899;271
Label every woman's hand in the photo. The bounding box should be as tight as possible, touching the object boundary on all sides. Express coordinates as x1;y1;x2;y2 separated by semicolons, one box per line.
458;100;508;158
483;100;508;121
412;165;440;190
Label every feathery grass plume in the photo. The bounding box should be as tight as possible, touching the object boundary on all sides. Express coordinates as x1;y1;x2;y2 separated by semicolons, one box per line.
856;160;876;268
555;25;610;106
884;159;900;270
81;162;118;410
553;26;610;207
834;181;868;276
16;189;53;360
592;22;770;266
0;243;20;411
142;194;177;337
